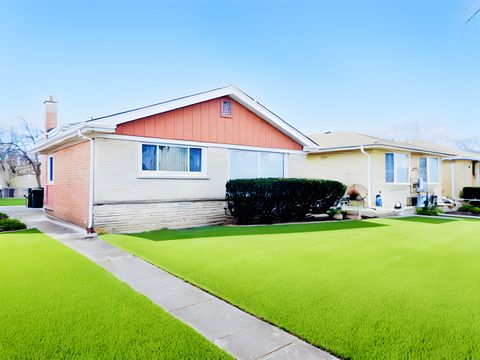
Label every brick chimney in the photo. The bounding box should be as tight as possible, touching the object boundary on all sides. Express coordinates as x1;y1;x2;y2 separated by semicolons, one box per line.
44;96;58;137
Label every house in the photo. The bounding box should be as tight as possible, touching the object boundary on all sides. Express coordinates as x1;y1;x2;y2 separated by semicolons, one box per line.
289;131;459;209
33;87;318;233
409;140;480;199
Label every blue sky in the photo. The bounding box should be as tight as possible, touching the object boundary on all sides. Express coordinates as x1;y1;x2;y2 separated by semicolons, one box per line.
1;0;479;141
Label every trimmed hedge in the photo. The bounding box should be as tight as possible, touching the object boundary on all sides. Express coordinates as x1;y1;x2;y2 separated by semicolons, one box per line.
462;187;480;206
226;178;346;224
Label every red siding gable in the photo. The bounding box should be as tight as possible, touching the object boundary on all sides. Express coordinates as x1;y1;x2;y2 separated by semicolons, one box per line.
115;97;303;150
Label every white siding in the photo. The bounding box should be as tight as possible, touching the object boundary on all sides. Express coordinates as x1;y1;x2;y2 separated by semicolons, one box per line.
94;137;229;203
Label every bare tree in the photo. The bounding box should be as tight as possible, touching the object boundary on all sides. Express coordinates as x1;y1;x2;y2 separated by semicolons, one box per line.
455;137;480;153
0;119;43;187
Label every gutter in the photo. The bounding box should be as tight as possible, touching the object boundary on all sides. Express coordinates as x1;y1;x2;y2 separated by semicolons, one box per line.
310;144;455;157
33;124;115;153
77;130;96;233
360;146;372;208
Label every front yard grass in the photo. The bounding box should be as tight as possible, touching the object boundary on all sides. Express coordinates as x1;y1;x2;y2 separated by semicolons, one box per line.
0;198;26;206
0;229;230;359
103;218;480;359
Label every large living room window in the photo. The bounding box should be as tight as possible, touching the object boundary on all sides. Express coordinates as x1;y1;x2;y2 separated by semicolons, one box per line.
141;144;204;176
385;153;409;184
229;150;284;179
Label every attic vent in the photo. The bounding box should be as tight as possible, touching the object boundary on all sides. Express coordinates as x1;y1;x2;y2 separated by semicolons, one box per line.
221;100;232;117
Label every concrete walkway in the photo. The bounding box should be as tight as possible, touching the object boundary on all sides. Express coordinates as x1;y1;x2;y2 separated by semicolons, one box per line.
3;207;337;360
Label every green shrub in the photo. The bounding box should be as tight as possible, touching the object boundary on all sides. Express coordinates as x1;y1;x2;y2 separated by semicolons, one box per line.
416;207;443;216
458;203;480;214
0;212;9;220
458;204;475;212
226;178;346;224
326;208;342;218
462;187;480;206
471;207;480;215
0;218;27;232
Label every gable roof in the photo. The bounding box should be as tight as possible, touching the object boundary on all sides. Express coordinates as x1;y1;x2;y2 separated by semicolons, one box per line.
34;86;318;152
308;131;461;157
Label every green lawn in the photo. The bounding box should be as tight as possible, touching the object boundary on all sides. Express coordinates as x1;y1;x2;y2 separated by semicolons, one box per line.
103;217;480;359
0;229;230;359
0;198;26;206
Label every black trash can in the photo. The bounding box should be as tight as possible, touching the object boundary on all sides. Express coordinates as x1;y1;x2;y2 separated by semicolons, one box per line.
27;188;44;208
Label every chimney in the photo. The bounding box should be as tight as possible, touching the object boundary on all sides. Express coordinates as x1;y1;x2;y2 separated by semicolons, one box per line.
44;96;58;138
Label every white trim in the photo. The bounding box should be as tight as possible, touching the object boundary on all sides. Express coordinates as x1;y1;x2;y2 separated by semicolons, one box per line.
33;124;116;153
138;142;208;179
100;133;306;154
47;155;54;184
88;86;317;148
312;144;454;157
283;154;289;177
33;86;318;152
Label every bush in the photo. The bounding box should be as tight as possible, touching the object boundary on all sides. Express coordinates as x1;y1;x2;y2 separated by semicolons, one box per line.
458;204;475;212
226;178;346;224
462;187;480;206
0;212;9;220
326;208;341;218
459;203;480;215
416;206;443;216
0;218;27;232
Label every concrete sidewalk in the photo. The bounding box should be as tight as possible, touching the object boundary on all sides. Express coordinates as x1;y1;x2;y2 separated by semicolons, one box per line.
3;207;337;360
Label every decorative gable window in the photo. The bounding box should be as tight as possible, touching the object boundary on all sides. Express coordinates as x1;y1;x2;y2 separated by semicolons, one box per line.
141;143;206;177
221;100;232;117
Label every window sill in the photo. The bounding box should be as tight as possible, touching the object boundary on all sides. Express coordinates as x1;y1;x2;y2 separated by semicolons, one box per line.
137;175;209;180
385;182;410;186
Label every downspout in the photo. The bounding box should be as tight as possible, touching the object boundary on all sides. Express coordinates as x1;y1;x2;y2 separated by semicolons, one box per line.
450;160;455;200
78;130;95;233
360;146;372;208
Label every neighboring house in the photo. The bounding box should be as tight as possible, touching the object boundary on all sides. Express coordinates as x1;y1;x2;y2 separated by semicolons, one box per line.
289;131;458;209
0;163;37;198
33;86;318;233
410;140;480;199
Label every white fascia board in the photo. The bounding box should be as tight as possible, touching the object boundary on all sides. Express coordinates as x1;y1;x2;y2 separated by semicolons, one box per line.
98;133;307;154
442;156;480;161
309;144;454;157
33;124;116;153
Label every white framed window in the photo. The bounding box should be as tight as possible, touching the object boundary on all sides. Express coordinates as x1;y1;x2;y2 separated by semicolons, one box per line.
140;143;206;177
385;153;409;184
419;157;439;184
229;150;285;179
47;155;54;184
